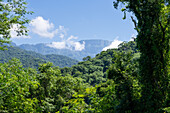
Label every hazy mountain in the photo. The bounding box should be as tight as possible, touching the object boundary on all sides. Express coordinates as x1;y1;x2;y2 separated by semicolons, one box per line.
19;39;112;61
0;46;78;69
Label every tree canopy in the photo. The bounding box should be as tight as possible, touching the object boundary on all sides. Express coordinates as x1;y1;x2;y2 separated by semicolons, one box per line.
0;0;32;49
113;0;170;112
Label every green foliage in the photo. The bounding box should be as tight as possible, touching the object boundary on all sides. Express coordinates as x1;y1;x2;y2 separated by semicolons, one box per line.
25;62;88;112
107;51;141;112
1;39;168;112
45;54;78;68
89;80;118;113
59;41;142;113
60;80;118;113
0;46;46;68
163;107;170;113
113;0;169;112
0;46;78;68
0;0;32;49
61;41;138;86
33;62;60;112
0;59;87;112
59;88;89;113
0;58;39;112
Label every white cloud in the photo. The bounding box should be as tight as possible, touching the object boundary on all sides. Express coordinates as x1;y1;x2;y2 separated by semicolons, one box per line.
30;16;85;51
47;41;66;49
30;17;68;39
129;34;137;41
46;35;85;51
102;39;123;51
10;24;31;39
58;25;67;33
58;26;67;39
67;35;78;41
30;16;58;38
102;34;138;51
59;33;65;39
73;41;85;51
129;38;134;41
67;36;85;51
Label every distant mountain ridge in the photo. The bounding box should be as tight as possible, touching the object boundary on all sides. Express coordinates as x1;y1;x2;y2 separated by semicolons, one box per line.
19;39;112;61
0;46;78;69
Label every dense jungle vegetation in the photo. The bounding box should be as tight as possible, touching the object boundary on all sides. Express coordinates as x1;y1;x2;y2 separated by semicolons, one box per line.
0;40;169;112
0;0;169;112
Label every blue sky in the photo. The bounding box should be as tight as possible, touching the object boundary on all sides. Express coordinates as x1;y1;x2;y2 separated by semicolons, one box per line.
11;0;137;45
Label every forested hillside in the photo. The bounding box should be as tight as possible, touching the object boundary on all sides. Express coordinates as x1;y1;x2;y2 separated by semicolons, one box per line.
61;41;138;86
0;40;169;112
0;46;78;68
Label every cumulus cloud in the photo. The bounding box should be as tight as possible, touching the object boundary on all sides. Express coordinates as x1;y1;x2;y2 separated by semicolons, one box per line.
67;36;85;51
47;41;66;49
30;16;85;51
102;34;138;51
102;39;123;51
10;24;31;39
47;35;85;51
30;16;58;38
73;41;85;51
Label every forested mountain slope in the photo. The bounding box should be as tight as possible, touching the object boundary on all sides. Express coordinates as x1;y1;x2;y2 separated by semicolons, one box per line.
0;41;169;113
0;46;78;68
61;41;139;86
